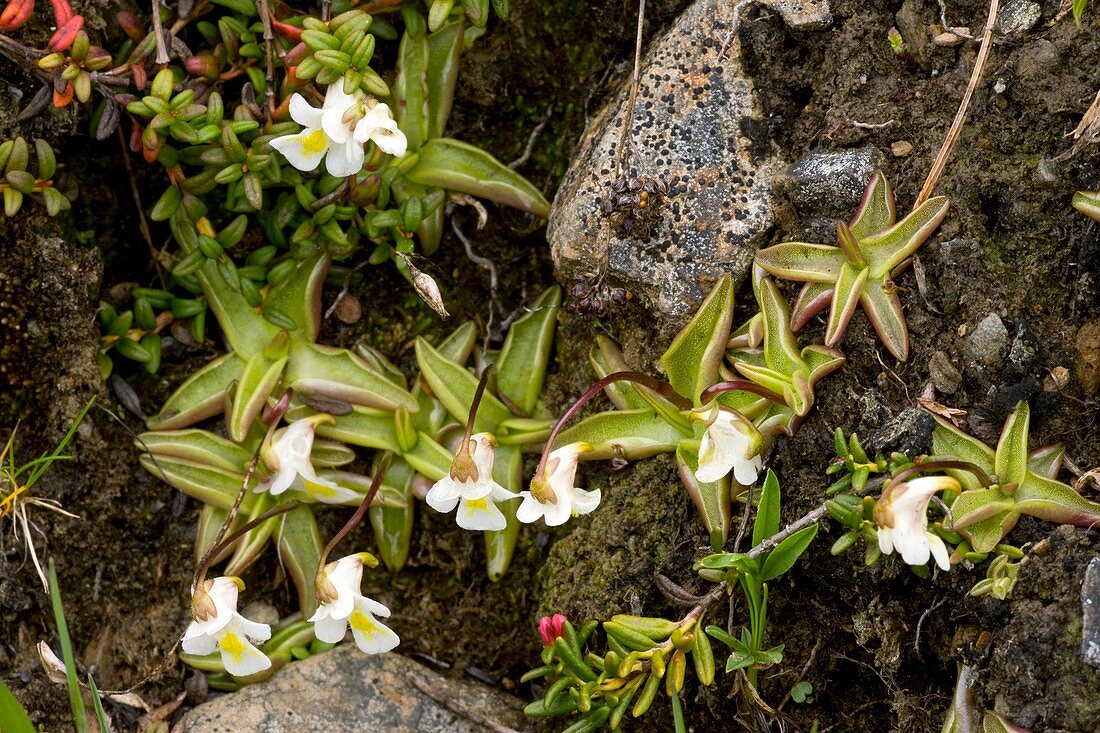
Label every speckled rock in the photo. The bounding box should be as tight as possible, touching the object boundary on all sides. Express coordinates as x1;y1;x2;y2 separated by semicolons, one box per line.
1084;557;1100;669
779;147;882;219
997;0;1041;36
964;313;1009;368
548;0;831;318
181;648;527;733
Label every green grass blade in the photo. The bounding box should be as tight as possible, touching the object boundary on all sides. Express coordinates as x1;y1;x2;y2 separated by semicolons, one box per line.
87;676;109;732
0;678;37;733
48;559;88;733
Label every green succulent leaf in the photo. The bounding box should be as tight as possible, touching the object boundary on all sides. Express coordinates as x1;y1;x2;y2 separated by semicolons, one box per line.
138;454;255;511
229;353;288;442
660;275;734;405
276;503;324;618
403;138;550;218
1014;472;1100;527
224;492;279;577
146;353;247;430
415;336;510;431
137;429;251;471
395;12;430;152
556;409;687;460
369;455;416;572
263;255;328;343
285;341;418;412
290;404;401;452
677;443;730;551
495;285;560;415
485;443;522;581
426;18;464;140
589;336;650;411
994;401;1030;489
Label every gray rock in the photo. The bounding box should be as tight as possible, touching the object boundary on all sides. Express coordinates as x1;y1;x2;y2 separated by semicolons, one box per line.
929;351;963;394
181;648;527;733
548;0;830;318
867;406;934;456
964;313;1009;368
1084;557;1100;669
997;0;1041;36
779;147;882;219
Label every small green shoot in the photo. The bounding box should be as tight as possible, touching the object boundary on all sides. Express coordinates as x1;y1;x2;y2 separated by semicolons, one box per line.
48;559;87;733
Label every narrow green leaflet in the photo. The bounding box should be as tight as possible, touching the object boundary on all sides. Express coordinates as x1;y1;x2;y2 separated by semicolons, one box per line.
752;469;781;547
426;17;464;140
285;341;418;411
394;14;430;152
994;401;1029;489
136;429;252;471
138;454;255;510
228;353;288;442
0;679;36;733
485;443;523;581
48;561;87;733
660;275;734;405
760;524;818;581
262;254;328;343
404;138;551;218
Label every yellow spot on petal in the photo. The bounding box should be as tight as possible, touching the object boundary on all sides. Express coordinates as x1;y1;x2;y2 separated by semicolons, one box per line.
220;632;245;662
306;480;336;498
466;497;489;511
349;610;380;636
299;129;328;156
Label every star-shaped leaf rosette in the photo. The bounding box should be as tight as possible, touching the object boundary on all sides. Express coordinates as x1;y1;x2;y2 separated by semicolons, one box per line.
929;401;1100;553
535;273;844;551
754;172;949;360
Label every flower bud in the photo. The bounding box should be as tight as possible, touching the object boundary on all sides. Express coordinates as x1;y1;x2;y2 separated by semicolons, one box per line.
185;52;221;81
116;10;146;42
537;614;567;646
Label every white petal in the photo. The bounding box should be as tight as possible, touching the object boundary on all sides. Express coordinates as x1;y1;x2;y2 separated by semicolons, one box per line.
312;611;349;643
361;597;391;618
515;493;545;524
348;597;399;654
181;628;217;656
571;488;601;516
927;533;951;571
300;472;360;504
542;494;573;527
288;93;324;129
732;455;762;486
369;126;408;157
896;529;931;566
269;130;328;173
230;614;272;643
426;478;462;513
217;630;271;677
877;527;894;555
325;137;365;177
455;496;507;531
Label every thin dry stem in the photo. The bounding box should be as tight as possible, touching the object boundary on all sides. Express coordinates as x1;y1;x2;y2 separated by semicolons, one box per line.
916;0;1000;205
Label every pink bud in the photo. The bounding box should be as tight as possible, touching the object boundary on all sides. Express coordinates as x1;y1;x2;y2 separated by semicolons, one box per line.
116;10;145;42
537;614;568;647
185;52;220;81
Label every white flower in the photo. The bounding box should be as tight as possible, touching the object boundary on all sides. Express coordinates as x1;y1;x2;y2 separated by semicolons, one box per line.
309;554;400;654
692;406;763;485
874;476;959;571
516;442;600;527
426;433;518;531
269;85;407;178
182;577;272;677
259;415;360;504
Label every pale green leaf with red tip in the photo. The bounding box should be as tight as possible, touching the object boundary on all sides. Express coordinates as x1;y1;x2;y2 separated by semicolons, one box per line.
590;336;650;411
753;242;845;283
660;275;734;405
994;401;1030;489
1014;473;1100;527
1027;443;1064;479
1072;190;1100;223
287;404;401;453
848;170;896;240
862;195;950;277
276;503;324;618
228;352;288;442
146;352;246;430
136;428;251;471
677;443;731;552
859;278;909;360
557;409;689;460
824;262;868;348
791;282;833;331
931;416;996;491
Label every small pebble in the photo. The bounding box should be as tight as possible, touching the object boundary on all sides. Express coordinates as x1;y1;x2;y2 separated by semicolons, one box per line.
932;31;964;46
929;351;963;394
334;293;362;325
891;140;914;157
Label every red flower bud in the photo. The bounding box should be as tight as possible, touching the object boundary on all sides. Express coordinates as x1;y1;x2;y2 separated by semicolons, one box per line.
48;0;72;25
537;614;568;647
184;52;220;81
271;19;301;42
0;0;34;32
116;11;146;43
46;13;83;52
